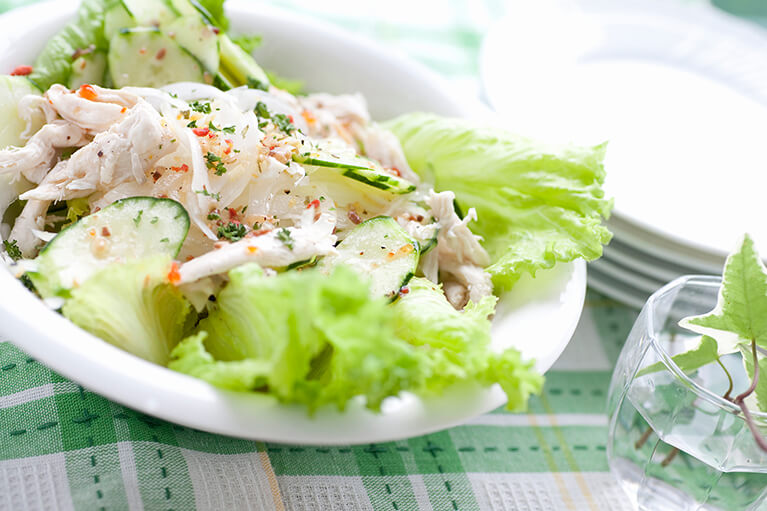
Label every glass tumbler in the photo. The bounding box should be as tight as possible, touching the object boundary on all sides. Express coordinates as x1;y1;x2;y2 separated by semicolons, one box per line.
607;276;767;511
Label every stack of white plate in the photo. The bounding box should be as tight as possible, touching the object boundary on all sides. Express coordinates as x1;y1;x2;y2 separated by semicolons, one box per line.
480;0;767;308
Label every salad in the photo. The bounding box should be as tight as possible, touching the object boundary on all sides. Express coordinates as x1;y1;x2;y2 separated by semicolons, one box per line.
0;0;612;413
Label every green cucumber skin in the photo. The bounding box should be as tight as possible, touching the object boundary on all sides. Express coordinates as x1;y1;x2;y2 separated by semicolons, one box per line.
341;168;416;194
319;216;419;299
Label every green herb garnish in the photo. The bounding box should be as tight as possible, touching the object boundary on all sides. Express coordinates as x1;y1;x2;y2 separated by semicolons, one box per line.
272;113;296;134
189;100;211;114
133;209;143;226
217;222;247;242
3;239;22;261
277;228;294;250
204;152;227;176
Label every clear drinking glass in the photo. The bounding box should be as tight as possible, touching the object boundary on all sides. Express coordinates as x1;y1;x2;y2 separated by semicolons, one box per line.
607;276;767;511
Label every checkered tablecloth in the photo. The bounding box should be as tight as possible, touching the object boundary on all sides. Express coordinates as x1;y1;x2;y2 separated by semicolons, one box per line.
0;0;762;509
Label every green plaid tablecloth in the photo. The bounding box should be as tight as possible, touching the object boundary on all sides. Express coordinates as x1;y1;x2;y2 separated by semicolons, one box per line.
0;0;763;509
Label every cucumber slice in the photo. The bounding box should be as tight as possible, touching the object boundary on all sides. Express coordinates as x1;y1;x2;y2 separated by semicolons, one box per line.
30;197;190;298
318;216;419;299
121;0;178;26
104;2;135;41
164;16;219;74
68;51;108;89
294;151;417;194
109;28;205;87
218;34;269;89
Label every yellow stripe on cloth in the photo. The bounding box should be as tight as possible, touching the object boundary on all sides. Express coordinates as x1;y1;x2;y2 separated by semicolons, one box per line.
258;450;285;511
526;412;576;510
540;393;600;510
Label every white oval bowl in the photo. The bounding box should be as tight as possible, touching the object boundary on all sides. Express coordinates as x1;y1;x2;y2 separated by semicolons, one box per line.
0;0;586;444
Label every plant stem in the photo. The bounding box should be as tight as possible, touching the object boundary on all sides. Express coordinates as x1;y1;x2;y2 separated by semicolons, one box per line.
635;426;653;449
661;447;679;467
716;356;734;401
733;340;767;452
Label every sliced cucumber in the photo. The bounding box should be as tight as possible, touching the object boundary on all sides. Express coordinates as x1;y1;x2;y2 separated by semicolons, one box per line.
164;16;219;74
218;34;269;89
294;151;417;194
68;51;108;89
121;0;178;26
109;27;205;87
104;2;135;41
317;216;419;299
30;197;190;298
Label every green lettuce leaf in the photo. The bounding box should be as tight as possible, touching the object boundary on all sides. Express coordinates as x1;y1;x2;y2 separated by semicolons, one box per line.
29;0;113;90
169;266;542;412
171;264;428;411
62;256;192;365
392;278;542;410
385;113;613;290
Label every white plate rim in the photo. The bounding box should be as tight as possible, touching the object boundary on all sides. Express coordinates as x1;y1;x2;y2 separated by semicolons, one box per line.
0;0;587;445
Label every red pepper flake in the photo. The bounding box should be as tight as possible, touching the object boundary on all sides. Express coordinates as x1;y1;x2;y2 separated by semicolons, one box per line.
152;171;162;182
390;167;401;177
185;255;195;262
399;286;410;295
227;207;239;220
223;139;233;155
155;48;166;60
167;262;181;284
306;199;321;210
171;163;189;173
192;127;210;137
212;27;220;34
120;107;127;114
251;228;272;237
78;84;98;101
101;227;111;237
139;47;147;55
10;65;32;76
288;115;294;123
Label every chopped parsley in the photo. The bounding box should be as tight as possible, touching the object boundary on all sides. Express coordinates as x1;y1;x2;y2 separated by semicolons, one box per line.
186;119;197;128
195;189;221;201
217;222;247;242
277;228;294;250
273;113;296;134
254;101;270;119
150;216;159;224
189;100;211;114
3;239;22;261
207;212;221;221
133;209;143;226
207;121;236;134
247;77;269;92
160;237;169;243
204;152;227;176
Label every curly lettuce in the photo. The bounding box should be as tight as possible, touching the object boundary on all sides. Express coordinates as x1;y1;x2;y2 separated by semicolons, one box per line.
385;113;613;291
169;265;542;412
62;256;192;365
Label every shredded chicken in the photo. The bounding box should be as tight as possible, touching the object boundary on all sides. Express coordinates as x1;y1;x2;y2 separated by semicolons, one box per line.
21;101;176;201
0;122;89;184
178;209;337;284
45;84;139;134
426;190;493;307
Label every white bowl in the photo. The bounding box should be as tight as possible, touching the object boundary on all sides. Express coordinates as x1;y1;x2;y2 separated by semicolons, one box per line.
0;0;587;444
